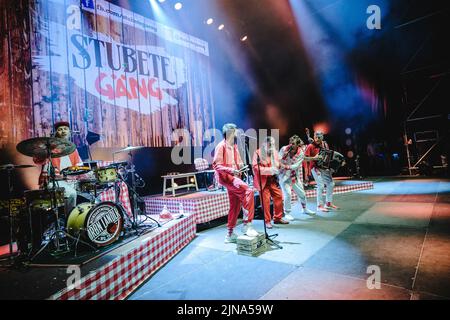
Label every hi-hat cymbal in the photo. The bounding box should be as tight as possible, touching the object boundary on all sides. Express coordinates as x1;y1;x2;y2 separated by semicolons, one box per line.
113;145;144;154
16;137;76;159
0;164;36;170
103;161;128;168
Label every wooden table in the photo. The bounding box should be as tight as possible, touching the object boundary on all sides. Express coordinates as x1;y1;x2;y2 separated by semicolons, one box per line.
162;172;199;197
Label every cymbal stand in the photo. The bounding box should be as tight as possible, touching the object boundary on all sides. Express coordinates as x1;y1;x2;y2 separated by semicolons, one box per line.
126;151;160;229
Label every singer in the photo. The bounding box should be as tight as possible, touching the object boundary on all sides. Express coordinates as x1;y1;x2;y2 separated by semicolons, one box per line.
213;123;259;243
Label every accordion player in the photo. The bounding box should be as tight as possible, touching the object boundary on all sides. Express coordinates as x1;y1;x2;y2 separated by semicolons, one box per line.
317;149;344;172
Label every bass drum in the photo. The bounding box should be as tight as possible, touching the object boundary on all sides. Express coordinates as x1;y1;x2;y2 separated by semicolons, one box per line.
67;201;123;247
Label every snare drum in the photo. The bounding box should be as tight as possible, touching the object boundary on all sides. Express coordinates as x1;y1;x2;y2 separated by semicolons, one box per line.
77;179;110;195
24;188;65;210
66;201;123;247
95;166;118;183
77;179;98;193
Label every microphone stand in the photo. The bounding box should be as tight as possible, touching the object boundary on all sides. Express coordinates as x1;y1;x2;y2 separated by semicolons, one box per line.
126;150;160;229
0;165;19;264
256;150;282;250
237;134;250;184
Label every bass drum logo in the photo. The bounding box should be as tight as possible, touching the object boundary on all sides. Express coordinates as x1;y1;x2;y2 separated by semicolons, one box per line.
86;203;123;246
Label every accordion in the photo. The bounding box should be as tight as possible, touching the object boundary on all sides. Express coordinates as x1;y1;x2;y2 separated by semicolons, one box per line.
317;149;344;171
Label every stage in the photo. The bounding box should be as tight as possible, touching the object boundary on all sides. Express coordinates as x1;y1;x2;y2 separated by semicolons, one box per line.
129;177;450;300
0;178;375;300
1;177;449;300
0;0;448;304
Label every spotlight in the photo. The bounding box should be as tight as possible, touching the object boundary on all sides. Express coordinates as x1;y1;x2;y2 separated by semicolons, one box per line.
158;0;166;3
174;2;182;10
345;128;352;135
313;123;329;134
218;24;225;30
240;35;248;41
206;18;214;25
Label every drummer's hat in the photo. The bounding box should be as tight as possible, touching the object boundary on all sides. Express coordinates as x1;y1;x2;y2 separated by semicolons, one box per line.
54;121;71;130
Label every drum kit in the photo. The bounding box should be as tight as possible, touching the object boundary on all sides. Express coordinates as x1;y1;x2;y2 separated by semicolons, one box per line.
1;137;154;265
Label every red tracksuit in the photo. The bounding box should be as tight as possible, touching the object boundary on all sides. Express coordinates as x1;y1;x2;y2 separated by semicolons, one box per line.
213;140;255;233
252;149;283;223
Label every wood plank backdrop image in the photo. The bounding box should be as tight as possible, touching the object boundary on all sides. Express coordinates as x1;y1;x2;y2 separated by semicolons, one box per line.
0;0;215;148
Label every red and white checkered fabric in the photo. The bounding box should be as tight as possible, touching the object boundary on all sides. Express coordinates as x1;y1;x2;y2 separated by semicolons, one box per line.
98;181;132;218
292;181;374;201
145;182;373;223
194;158;210;171
144;191;230;224
49;214;196;300
89;161;132;218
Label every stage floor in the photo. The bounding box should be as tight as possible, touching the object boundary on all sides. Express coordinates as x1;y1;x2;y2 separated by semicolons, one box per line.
129;177;450;300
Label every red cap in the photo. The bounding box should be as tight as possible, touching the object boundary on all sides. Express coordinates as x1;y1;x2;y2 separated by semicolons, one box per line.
54;121;70;130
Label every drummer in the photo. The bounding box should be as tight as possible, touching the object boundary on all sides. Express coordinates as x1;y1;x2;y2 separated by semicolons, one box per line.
33;121;81;212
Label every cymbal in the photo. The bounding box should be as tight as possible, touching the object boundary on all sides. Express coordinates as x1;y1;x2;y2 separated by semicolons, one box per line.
16;137;76;159
113;145;144;154
109;161;128;167
0;164;36;170
96;161;128;170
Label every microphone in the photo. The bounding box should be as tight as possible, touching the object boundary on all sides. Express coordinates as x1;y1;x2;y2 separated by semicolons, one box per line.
283;144;293;160
287;144;293;153
238;132;257;140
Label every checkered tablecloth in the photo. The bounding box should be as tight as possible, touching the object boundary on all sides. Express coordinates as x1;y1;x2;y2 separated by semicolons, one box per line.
49;214;196;300
90;161;132;218
144;191;230;224
98;181;132;218
144;182;373;224
293;181;374;201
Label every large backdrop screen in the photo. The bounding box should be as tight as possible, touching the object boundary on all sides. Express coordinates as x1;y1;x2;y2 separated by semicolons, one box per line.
0;0;215;148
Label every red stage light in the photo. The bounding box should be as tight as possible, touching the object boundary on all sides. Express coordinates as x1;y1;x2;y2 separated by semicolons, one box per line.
313;122;329;134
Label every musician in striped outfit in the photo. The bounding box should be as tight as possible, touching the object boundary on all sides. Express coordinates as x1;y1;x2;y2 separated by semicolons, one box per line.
278;135;320;220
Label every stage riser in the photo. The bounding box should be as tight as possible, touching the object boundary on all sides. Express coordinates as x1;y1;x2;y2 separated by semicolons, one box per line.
144;182;374;224
49;214;196;300
292;182;374;201
144;192;230;224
